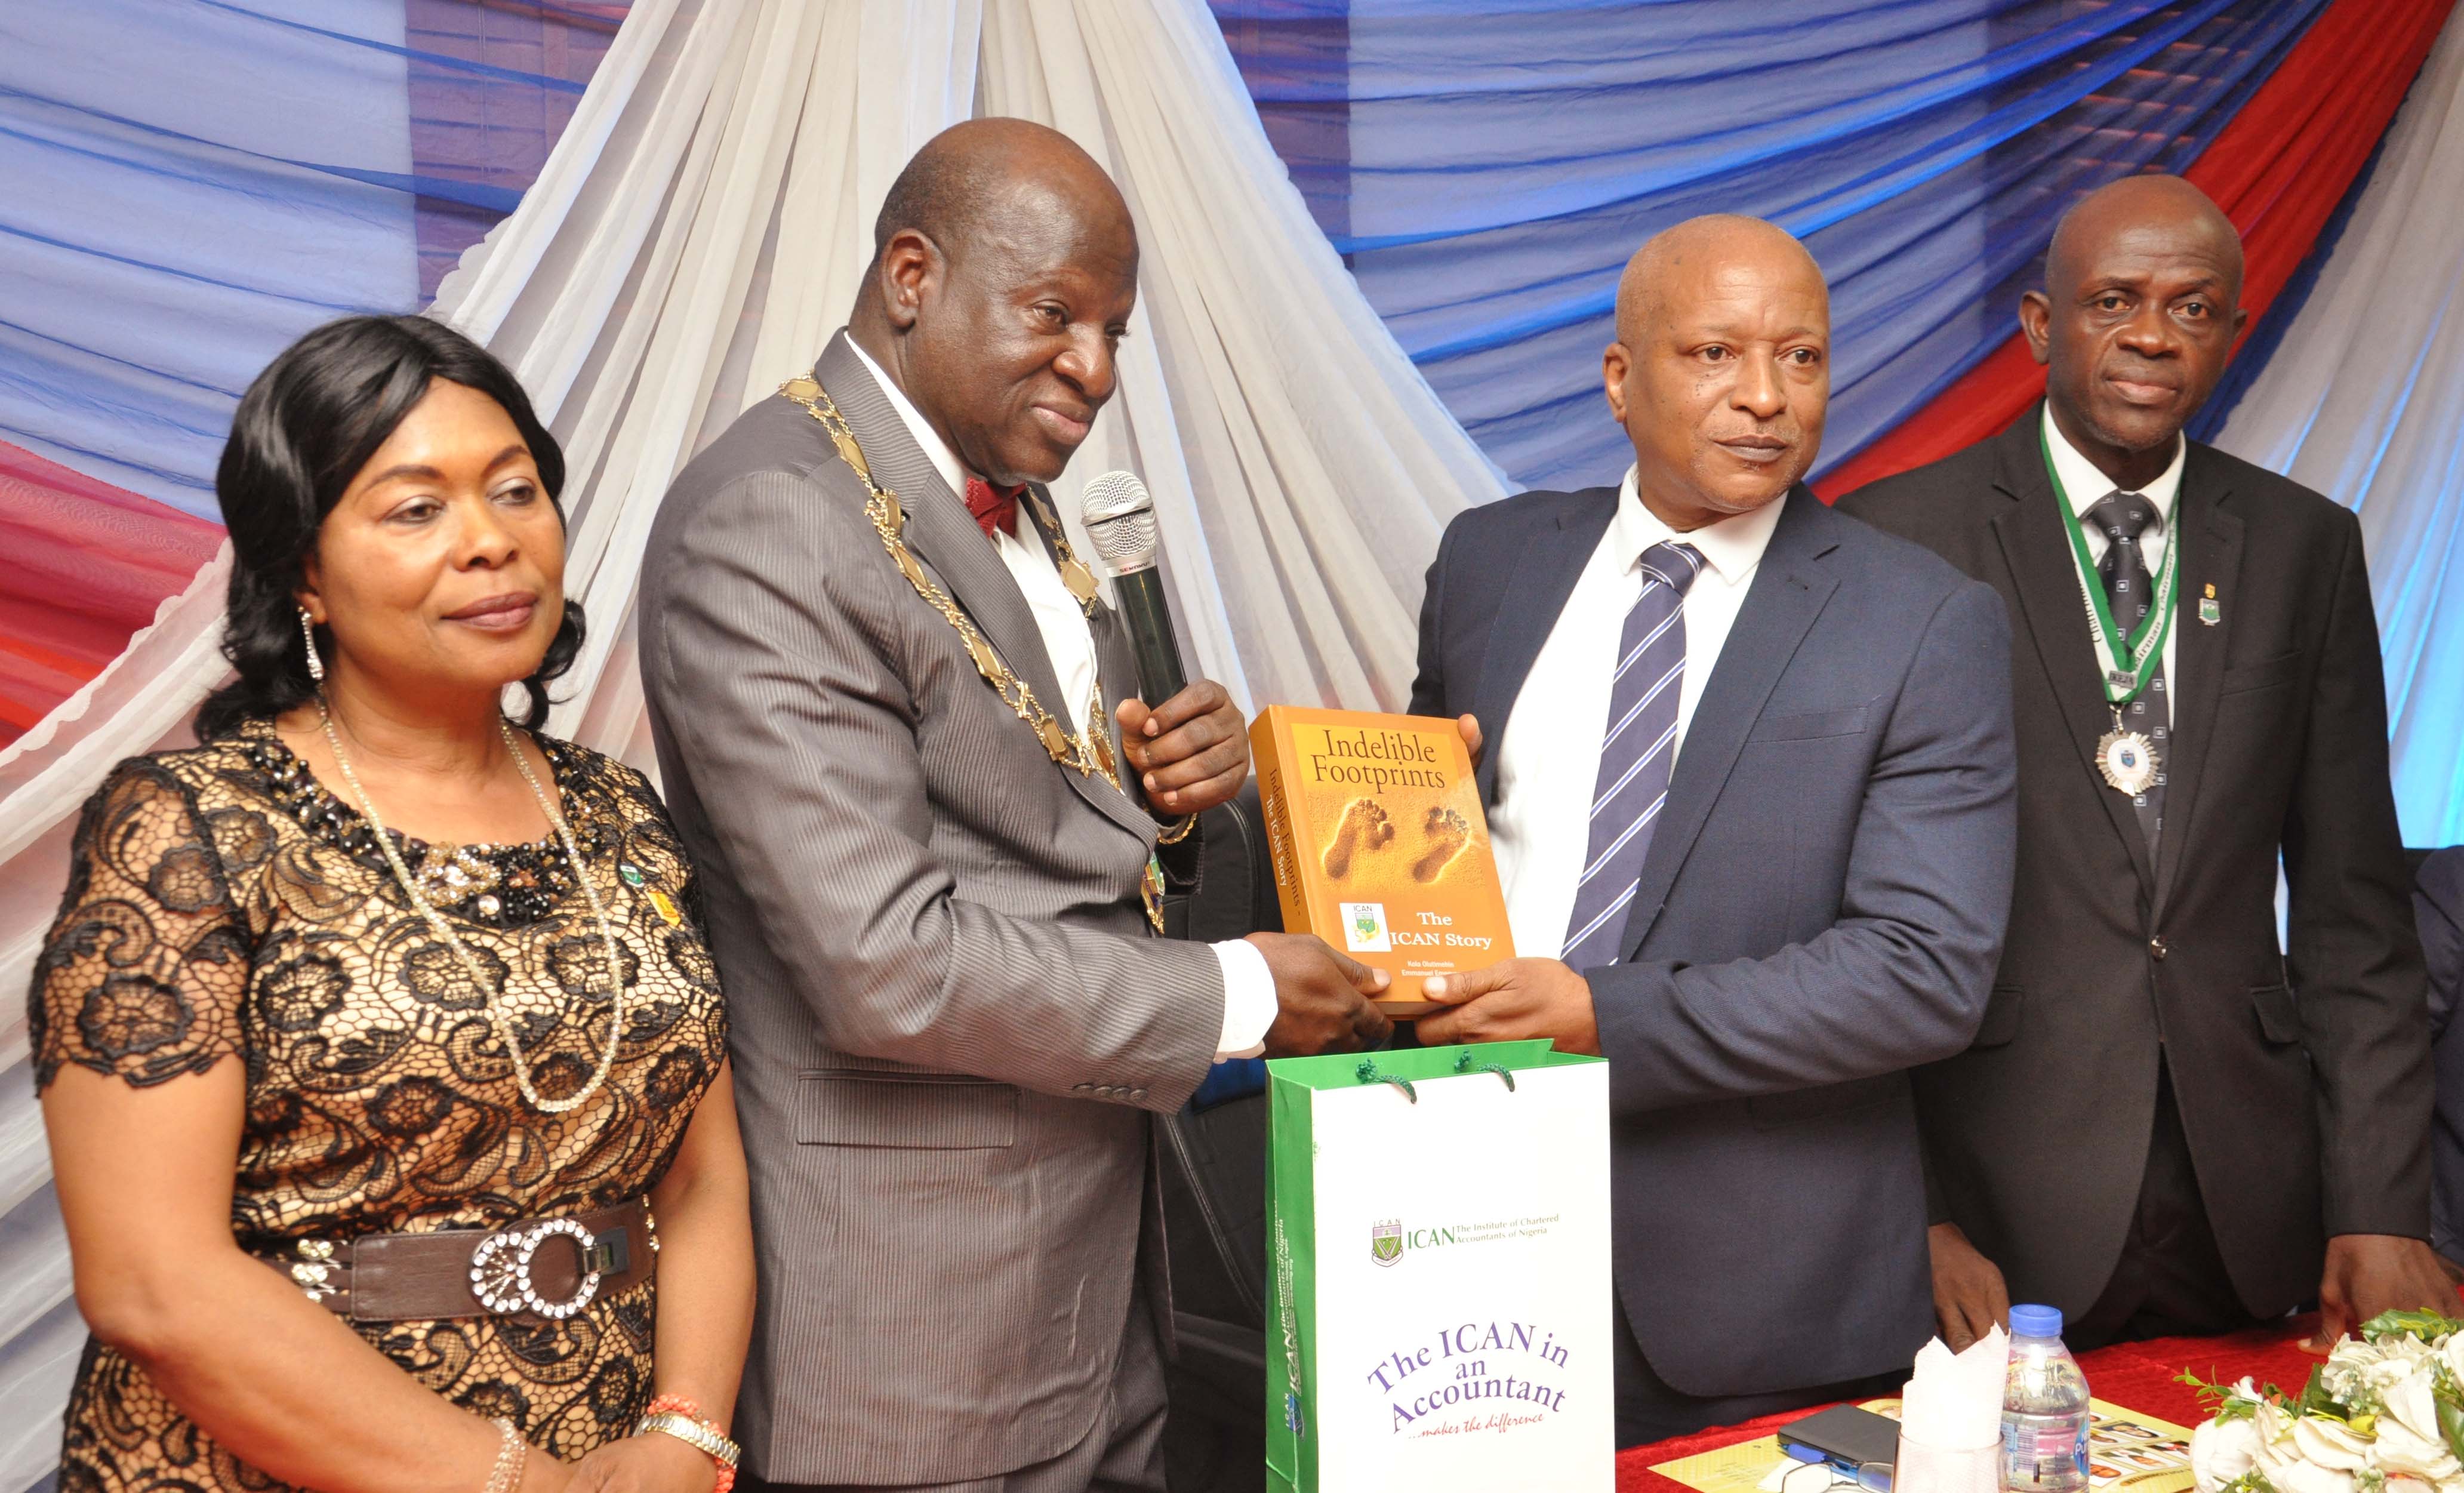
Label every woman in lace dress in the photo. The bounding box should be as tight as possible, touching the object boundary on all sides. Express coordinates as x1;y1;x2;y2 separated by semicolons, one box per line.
34;317;753;1492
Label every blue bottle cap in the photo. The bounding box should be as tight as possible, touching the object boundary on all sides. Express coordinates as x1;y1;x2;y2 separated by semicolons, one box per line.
2009;1304;2063;1338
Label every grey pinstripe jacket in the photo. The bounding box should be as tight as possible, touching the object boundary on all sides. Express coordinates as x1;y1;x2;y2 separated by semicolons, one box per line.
637;331;1225;1484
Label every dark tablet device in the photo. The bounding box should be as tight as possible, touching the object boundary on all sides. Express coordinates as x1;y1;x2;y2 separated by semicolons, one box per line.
1779;1404;1904;1469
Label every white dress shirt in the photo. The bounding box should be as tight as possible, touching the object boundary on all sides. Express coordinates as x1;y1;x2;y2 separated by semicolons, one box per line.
2042;404;2185;701
1489;467;1788;960
845;340;1276;1058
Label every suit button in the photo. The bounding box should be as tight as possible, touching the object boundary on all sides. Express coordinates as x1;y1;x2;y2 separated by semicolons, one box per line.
2149;936;2169;960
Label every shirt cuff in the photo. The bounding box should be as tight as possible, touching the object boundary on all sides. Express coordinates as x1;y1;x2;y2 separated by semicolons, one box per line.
1211;938;1277;1060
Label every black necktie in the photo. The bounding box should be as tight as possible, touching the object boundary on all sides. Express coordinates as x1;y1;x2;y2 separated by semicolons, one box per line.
2084;490;2167;851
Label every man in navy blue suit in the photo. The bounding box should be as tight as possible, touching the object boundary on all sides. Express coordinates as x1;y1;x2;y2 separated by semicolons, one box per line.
1408;216;2019;1442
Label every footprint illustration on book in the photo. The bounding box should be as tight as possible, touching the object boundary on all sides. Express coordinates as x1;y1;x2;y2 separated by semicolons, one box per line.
1321;798;1395;881
1411;806;1472;884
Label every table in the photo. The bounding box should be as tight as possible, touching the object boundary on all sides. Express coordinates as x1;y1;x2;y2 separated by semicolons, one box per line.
1613;1318;2329;1493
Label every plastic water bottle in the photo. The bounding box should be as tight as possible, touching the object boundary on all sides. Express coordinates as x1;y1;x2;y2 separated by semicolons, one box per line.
2000;1304;2091;1493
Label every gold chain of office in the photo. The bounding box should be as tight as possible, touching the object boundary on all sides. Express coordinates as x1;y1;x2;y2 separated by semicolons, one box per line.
778;377;1194;855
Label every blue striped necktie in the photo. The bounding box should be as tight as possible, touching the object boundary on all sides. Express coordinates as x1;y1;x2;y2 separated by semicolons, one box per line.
1560;540;1702;970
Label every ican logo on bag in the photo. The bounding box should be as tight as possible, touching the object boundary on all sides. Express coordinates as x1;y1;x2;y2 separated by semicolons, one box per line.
1371;1220;1403;1267
1340;901;1391;953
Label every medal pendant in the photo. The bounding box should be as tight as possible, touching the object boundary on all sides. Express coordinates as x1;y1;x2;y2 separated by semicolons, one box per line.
1059;556;1100;607
2096;728;2160;796
1037;717;1074;762
1142;857;1167;935
830;430;871;481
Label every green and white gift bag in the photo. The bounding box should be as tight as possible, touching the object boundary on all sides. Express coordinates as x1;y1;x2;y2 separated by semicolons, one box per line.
1265;1041;1613;1492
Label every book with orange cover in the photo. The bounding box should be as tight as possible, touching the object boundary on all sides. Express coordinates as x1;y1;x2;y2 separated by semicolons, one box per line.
1249;706;1514;1016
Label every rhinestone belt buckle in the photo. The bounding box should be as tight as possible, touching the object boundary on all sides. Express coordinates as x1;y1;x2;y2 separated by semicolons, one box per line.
469;1218;602;1320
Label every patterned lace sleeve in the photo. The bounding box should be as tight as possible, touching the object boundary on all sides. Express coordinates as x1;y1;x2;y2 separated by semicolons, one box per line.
31;760;251;1091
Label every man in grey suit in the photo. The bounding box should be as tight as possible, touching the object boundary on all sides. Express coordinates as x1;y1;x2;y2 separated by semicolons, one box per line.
1407;216;2018;1442
638;121;1390;1492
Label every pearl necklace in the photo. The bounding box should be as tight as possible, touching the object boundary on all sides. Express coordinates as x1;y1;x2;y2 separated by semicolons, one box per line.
315;701;627;1115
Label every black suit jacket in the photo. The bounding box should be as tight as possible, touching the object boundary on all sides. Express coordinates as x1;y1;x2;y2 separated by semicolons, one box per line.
2420;850;2464;1263
1838;406;2434;1321
1410;485;2016;1396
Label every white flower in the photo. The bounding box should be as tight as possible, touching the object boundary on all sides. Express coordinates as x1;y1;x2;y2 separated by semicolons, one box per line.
2384;1336;2439;1370
2193;1416;2263;1493
2324;1338;2414;1407
2291;1415;2375;1472
2252;1403;2367;1493
2379;1370;2462;1484
2376;1419;2460;1483
2367;1357;2429;1395
2385;1380;2444;1448
2264;1452;2359;1493
2255;1399;2292;1448
2329;1339;2385;1368
2439;1331;2464;1388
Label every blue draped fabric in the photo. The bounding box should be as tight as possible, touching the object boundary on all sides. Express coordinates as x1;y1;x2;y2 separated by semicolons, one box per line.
0;1;618;522
1218;0;2330;491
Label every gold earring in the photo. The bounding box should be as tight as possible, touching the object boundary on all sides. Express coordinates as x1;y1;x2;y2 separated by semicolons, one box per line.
299;607;324;684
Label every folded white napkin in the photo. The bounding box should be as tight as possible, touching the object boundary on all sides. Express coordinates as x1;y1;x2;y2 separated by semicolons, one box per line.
1901;1326;2010;1452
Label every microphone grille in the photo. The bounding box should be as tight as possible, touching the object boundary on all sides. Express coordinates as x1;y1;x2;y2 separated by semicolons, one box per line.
1079;470;1160;575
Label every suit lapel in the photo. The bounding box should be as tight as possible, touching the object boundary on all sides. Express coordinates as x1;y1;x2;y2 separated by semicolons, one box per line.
1623;487;1837;953
1987;410;2156;893
1471;490;1618;806
814;335;1152;842
2151;450;2241;921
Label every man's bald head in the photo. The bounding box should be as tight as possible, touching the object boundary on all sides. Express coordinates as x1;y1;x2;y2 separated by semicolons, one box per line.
2022;173;2247;484
1603;214;1830;530
851;118;1141;487
2045;174;2243;306
870;118;1132;270
1615;214;1827;347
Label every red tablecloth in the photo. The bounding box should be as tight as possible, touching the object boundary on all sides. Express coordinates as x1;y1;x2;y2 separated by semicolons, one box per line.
1614;1318;2329;1492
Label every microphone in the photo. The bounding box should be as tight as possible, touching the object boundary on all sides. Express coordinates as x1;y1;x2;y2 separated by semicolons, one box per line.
1079;470;1186;706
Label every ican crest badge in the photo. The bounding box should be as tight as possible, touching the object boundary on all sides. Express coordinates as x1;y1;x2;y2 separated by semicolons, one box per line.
1370;1220;1403;1267
1338;900;1391;954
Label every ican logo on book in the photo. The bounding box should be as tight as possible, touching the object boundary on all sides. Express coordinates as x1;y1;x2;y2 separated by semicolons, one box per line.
1339;901;1390;953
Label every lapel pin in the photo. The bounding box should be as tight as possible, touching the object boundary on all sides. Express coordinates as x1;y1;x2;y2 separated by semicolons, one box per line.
2198;583;2220;627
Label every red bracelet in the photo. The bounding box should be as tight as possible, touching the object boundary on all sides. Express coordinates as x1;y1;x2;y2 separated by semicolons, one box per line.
639;1395;738;1493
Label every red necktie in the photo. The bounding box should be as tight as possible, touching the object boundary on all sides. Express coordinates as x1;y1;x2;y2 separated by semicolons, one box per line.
965;476;1024;538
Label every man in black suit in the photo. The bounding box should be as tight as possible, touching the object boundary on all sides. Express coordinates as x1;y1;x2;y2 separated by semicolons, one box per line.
1407;216;2017;1442
1839;174;2449;1352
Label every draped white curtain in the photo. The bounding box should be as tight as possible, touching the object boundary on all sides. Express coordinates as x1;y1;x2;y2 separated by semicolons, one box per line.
2212;2;2464;849
0;1;1501;1476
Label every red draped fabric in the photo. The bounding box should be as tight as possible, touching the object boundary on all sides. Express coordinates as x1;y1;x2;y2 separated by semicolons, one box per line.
0;442;222;743
1816;0;2456;498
